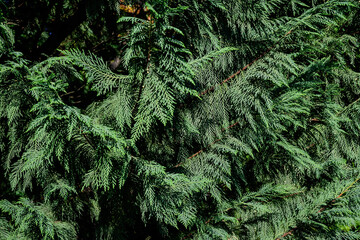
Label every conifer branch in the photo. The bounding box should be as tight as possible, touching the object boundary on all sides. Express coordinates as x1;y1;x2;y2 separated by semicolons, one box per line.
337;97;360;116
175;121;239;167
276;176;360;239
132;18;153;116
79;127;96;150
1;1;359;239
198;29;293;97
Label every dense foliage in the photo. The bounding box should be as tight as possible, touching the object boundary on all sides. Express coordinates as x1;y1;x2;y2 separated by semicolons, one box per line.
1;0;360;239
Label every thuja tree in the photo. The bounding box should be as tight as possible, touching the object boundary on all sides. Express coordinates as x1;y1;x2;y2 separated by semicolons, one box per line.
1;0;360;239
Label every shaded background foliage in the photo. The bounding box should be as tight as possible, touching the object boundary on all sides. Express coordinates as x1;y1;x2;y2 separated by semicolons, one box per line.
1;0;360;239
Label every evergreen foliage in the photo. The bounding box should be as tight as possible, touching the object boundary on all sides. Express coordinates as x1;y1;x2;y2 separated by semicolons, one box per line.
1;0;360;239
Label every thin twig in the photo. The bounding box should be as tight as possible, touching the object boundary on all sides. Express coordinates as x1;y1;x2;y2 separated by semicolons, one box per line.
59;84;85;97
336;97;360;116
